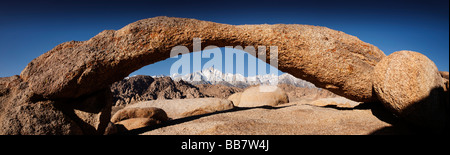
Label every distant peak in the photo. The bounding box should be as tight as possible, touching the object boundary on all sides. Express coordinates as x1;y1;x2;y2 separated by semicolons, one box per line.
202;66;218;71
201;66;223;73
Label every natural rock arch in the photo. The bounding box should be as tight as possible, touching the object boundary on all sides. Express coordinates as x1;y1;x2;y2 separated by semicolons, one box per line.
1;16;397;135
20;16;385;102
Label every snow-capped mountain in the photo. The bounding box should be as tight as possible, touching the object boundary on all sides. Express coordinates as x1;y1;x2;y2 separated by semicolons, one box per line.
169;67;316;88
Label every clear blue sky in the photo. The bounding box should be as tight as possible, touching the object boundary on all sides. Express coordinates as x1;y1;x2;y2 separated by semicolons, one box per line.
0;0;448;78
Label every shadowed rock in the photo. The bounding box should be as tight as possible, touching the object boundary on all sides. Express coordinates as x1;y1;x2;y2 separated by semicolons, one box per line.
373;51;447;133
111;107;168;123
111;107;169;132
440;71;449;80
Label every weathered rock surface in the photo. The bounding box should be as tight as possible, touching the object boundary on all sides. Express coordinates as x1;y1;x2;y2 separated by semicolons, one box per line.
238;85;289;107
116;118;163;131
440;71;449;80
123;98;234;119
68;89;113;135
373;51;447;132
20;16;385;102
111;107;168;123
227;92;242;106
0;101;82;135
276;84;337;102
440;71;449;92
111;107;168;132
0;76;83;135
308;97;361;108
0;75;112;135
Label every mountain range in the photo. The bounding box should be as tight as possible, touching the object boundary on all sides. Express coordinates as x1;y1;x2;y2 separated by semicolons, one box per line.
164;67;316;88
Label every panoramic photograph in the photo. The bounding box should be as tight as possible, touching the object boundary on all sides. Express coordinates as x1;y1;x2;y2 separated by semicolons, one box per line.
0;0;448;147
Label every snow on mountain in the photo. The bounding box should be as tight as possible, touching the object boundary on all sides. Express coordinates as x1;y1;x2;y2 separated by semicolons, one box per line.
169;67;316;88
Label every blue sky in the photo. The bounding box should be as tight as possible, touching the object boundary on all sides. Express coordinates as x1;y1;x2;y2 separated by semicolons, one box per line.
0;0;448;77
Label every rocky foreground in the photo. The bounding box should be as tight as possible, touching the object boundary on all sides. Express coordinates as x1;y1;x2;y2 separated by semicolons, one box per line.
106;82;425;135
140;101;411;135
107;76;351;134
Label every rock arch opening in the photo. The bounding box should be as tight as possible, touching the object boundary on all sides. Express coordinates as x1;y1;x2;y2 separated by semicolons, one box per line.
132;46;282;79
